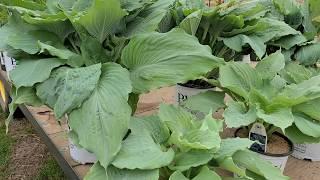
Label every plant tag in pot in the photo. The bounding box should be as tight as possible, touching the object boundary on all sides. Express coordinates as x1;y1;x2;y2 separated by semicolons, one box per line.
249;123;267;153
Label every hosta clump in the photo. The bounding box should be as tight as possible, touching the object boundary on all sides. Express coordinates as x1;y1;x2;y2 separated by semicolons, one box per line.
171;0;309;60
0;0;224;179
171;0;320;68
186;50;320;144
168;0;320;89
85;104;288;180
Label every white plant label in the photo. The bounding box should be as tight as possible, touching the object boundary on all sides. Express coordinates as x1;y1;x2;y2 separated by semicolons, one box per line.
249;123;267;153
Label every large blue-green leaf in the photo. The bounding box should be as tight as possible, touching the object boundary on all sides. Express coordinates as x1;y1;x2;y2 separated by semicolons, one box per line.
36;64;101;118
124;0;175;36
294;113;320;138
256;107;294;131
217;157;247;178
183;91;225;114
2;0;46;9
221;18;299;58
294;98;320;121
120;0;152;12
112;117;174;170
9;58;64;89
46;0;77;12
159;104;195;134
214;138;254;178
233;150;289;180
10;87;42;106
80;35;111;65
270;75;320;108
255;51;285;79
84;162;159;180
192;166;221;180
38;42;77;60
22;13;74;41
294;42;320;65
77;0;127;43
159;104;222;151
310;0;320;32
221;34;266;59
271;34;307;50
280;63;315;84
300;0;317;37
226;0;272;20
84;162;107;180
169;171;188;180
169;167;221;180
121;28;223;93
255;18;299;42
69;63;132;168
285;125;320;143
219;62;262;99
179;10;202;36
71;0;94;11
7;30;63;54
129;115;170;144
272;0;300;16
214;138;254;161
224;102;257;128
0;6;63;50
169;150;214;171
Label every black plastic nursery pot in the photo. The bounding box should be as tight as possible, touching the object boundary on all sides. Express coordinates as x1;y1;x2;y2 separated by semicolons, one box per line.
235;128;293;172
176;80;215;103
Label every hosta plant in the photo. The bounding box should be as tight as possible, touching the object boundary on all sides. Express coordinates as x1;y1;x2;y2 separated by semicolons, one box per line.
250;0;320;65
186;50;320;144
172;0;312;60
0;0;224;178
170;0;315;86
84;104;289;180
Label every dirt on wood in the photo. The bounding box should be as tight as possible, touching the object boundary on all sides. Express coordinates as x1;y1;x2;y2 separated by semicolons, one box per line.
6;119;48;180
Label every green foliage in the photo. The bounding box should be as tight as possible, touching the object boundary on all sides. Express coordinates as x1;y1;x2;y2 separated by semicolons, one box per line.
0;120;13;179
85;104;288;180
35;156;67;180
2;0;316;179
0;7;8;26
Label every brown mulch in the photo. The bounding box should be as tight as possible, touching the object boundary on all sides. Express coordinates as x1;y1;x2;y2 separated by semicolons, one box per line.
6;119;48;180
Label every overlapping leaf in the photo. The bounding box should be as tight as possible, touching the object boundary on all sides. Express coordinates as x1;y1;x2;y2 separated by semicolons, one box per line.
36;64;102;118
112;116;174;170
224;102;257;128
10;58;64;88
76;0;127;43
85;162;159;180
159;104;222;151
122;28;223;93
69;63;132;168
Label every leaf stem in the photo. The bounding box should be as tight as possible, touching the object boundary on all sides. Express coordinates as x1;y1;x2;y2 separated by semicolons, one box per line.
186;169;192;178
217;46;228;58
201;23;210;44
68;37;80;54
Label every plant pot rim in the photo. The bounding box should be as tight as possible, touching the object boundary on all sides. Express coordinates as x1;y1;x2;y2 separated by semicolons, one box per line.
235;128;293;157
177;83;215;89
